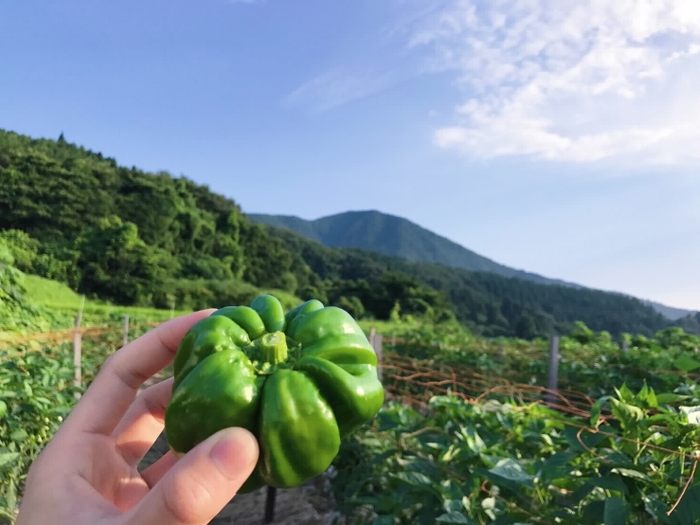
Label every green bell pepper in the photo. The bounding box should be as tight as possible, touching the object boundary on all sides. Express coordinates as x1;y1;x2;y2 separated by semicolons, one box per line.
164;294;384;492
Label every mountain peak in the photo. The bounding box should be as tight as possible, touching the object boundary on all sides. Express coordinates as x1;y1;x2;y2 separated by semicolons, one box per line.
248;209;695;321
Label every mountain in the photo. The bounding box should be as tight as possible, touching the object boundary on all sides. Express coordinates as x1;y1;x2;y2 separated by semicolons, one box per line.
248;210;695;320
248;210;571;284
641;301;696;321
2;127;694;338
260;226;680;338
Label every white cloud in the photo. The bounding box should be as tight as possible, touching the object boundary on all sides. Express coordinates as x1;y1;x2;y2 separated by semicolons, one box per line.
412;0;700;165
283;2;443;113
285;66;398;113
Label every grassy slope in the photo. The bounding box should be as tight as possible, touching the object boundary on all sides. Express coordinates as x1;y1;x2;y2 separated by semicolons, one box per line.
21;274;191;322
19;274;307;329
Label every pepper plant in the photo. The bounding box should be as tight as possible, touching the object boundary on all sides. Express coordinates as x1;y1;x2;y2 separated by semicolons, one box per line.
332;384;700;524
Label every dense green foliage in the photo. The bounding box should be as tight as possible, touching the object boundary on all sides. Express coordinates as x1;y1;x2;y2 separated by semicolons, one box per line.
329;323;700;524
0;129;317;307
0;346;83;521
0;129;465;330
0;319;156;520
1;128;697;339
390;322;700;401
2;295;700;522
0;238;70;334
333;391;700;525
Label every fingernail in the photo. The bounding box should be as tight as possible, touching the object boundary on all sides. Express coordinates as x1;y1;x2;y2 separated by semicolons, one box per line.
210;428;259;479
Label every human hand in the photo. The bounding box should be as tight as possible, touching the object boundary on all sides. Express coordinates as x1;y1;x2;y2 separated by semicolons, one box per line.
16;310;260;525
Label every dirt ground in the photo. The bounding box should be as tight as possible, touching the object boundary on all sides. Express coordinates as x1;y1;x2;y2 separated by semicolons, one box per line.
138;432;344;525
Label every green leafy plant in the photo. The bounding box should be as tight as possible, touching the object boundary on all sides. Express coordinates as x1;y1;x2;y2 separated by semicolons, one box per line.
333;386;700;525
0;346;79;521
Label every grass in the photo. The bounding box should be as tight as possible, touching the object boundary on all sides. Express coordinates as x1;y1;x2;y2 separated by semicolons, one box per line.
19;273;408;339
20;274;191;325
20;274;85;308
19;274;305;328
357;319;420;337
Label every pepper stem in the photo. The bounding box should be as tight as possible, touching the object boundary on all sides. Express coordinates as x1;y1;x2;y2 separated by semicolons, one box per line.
255;331;288;365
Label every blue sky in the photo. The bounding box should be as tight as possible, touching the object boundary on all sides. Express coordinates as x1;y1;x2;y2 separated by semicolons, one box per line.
2;0;699;310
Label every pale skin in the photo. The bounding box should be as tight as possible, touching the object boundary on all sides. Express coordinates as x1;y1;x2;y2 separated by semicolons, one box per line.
16;309;260;525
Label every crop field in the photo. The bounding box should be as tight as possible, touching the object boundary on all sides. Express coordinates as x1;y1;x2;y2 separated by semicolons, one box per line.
3;43;700;525
2;313;700;525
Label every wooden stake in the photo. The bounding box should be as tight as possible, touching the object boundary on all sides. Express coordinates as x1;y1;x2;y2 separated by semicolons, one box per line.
373;334;383;381
73;312;82;399
122;315;130;348
545;335;559;407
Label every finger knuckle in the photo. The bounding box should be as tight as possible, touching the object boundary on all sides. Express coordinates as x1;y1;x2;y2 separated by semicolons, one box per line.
163;475;215;523
109;360;150;391
141;385;168;423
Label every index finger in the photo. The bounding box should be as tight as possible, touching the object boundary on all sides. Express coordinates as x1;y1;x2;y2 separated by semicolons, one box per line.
62;309;215;436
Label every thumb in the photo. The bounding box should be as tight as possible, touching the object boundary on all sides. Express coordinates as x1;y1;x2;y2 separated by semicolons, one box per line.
128;427;260;525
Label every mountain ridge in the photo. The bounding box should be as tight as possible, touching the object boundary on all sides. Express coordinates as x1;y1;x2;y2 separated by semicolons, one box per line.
247;209;695;321
2;127;696;338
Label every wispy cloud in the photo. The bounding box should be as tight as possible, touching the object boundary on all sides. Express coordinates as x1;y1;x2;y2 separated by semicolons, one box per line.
283;2;440;113
285;66;399;113
415;0;700;165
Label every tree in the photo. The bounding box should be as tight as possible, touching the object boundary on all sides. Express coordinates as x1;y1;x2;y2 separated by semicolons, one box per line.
75;216;178;304
336;296;365;319
570;321;595;344
0;229;39;272
0;238;23;301
656;327;700;351
515;315;538;339
389;301;401;323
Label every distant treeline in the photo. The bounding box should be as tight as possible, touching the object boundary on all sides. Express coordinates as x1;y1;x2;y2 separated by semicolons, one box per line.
1;128;698;338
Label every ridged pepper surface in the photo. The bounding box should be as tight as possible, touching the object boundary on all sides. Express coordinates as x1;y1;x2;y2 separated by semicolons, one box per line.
164;294;384;492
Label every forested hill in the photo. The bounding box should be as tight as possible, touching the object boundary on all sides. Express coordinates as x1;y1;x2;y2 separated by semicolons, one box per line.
248;211;575;286
0;129;318;306
257;226;693;338
1;128;697;338
248;211;695;321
